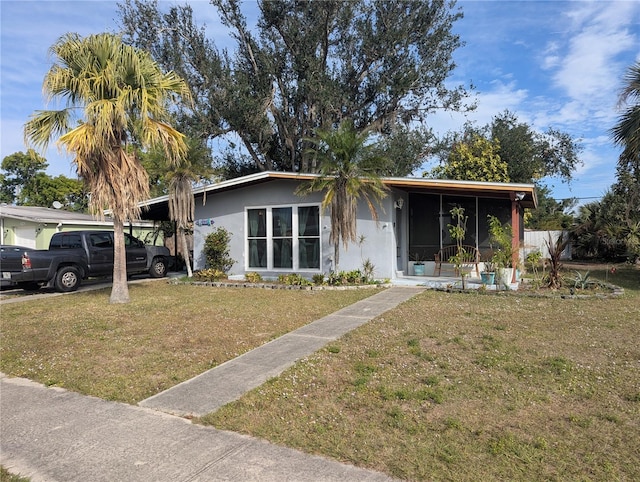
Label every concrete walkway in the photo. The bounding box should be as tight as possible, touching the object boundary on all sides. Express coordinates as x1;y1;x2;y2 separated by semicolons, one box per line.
140;287;424;417
1;287;424;481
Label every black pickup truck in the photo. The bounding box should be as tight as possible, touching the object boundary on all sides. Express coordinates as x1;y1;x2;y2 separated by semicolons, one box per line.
0;231;172;292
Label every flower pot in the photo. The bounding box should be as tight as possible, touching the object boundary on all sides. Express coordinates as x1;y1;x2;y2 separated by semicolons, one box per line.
413;263;425;276
480;272;495;285
497;267;514;289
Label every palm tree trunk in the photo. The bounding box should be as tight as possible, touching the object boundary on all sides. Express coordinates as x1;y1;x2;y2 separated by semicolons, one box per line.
179;227;193;277
110;219;130;304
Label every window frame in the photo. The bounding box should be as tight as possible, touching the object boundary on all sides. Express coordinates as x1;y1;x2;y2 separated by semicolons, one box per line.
245;204;321;272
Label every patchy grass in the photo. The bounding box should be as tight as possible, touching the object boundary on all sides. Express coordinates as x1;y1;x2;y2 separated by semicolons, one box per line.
200;266;640;480
0;467;30;482
0;283;378;404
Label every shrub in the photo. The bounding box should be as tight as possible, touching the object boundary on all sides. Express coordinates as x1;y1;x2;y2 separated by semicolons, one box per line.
193;268;227;281
312;274;325;285
327;269;366;285
245;272;263;283
203;227;235;272
278;273;312;286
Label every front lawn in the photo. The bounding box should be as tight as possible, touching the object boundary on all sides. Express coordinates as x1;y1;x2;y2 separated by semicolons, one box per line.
0;284;377;403
200;266;640;480
1;266;638;480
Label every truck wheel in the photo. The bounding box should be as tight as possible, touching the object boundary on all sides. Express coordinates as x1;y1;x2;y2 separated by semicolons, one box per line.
149;257;167;278
54;266;80;292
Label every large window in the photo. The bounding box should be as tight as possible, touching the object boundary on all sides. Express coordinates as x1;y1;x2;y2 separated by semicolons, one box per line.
247;205;320;270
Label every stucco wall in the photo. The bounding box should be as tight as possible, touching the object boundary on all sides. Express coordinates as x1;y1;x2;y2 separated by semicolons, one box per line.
192;179;399;280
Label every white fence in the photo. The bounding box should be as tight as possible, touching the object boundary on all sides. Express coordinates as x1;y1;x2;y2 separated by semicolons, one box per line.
523;230;572;260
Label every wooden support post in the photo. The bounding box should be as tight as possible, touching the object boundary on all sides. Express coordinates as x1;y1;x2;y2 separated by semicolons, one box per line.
510;194;520;283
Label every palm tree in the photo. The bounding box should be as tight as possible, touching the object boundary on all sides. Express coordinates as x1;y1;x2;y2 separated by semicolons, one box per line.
168;166;195;277
296;120;388;269
611;61;640;177
24;33;190;303
166;138;214;278
611;61;640;261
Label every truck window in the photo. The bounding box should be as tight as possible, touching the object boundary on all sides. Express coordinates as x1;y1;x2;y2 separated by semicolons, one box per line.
90;233;113;248
50;234;82;249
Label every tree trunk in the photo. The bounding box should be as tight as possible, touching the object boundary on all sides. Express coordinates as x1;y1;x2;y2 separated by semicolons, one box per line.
110;219;130;304
334;242;339;272
179;227;193;277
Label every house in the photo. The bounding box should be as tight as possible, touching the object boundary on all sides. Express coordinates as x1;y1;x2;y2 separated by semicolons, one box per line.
0;205;161;249
140;171;537;282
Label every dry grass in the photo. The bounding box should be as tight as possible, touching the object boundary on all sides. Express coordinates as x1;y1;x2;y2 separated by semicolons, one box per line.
2;266;638;480
200;266;640;481
0;283;378;403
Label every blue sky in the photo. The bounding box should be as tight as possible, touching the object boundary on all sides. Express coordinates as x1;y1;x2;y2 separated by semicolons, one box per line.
1;0;639;206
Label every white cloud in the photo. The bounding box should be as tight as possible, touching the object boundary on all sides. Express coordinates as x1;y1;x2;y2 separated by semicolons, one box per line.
550;2;639;109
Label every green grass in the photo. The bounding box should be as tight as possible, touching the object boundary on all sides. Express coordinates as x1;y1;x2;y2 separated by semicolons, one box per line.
199;266;640;480
0;283;378;404
0;467;30;482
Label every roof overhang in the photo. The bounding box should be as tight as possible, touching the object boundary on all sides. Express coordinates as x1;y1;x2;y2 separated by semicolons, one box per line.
138;171;538;220
382;176;538;208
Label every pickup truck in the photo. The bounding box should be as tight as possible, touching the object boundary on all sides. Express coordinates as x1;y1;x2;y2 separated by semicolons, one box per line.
1;231;172;292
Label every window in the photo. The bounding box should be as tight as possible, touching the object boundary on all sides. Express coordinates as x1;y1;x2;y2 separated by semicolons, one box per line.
90;232;113;248
50;234;82;249
247;205;320;270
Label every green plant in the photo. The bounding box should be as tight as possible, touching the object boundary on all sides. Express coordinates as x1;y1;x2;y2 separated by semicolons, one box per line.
327;269;366;285
410;253;425;265
482;260;496;273
203;227;235;273
526;250;543;278
362;258;375;282
544;233;570;289
245;272;263;283
193;268;227;281
278;273;312;286
448;206;469;289
312;274;325;285
572;271;595;290
487;215;514;268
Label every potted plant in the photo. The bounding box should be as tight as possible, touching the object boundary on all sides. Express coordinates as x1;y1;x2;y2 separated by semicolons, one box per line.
481;260;496;285
410;252;426;276
487;215;516;288
448;206;469;289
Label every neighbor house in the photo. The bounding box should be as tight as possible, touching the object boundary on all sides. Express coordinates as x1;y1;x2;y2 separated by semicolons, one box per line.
140;171;537;282
0;205;161;249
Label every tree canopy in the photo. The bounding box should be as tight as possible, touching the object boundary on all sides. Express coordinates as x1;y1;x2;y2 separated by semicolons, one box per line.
430;134;508;182
1;150;88;211
118;0;471;177
429;111;582;185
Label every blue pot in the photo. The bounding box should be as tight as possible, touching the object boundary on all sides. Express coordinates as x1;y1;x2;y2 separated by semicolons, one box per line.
481;272;495;285
414;263;425;276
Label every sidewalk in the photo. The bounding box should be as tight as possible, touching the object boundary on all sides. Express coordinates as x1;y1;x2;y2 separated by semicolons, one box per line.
1;287;424;481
